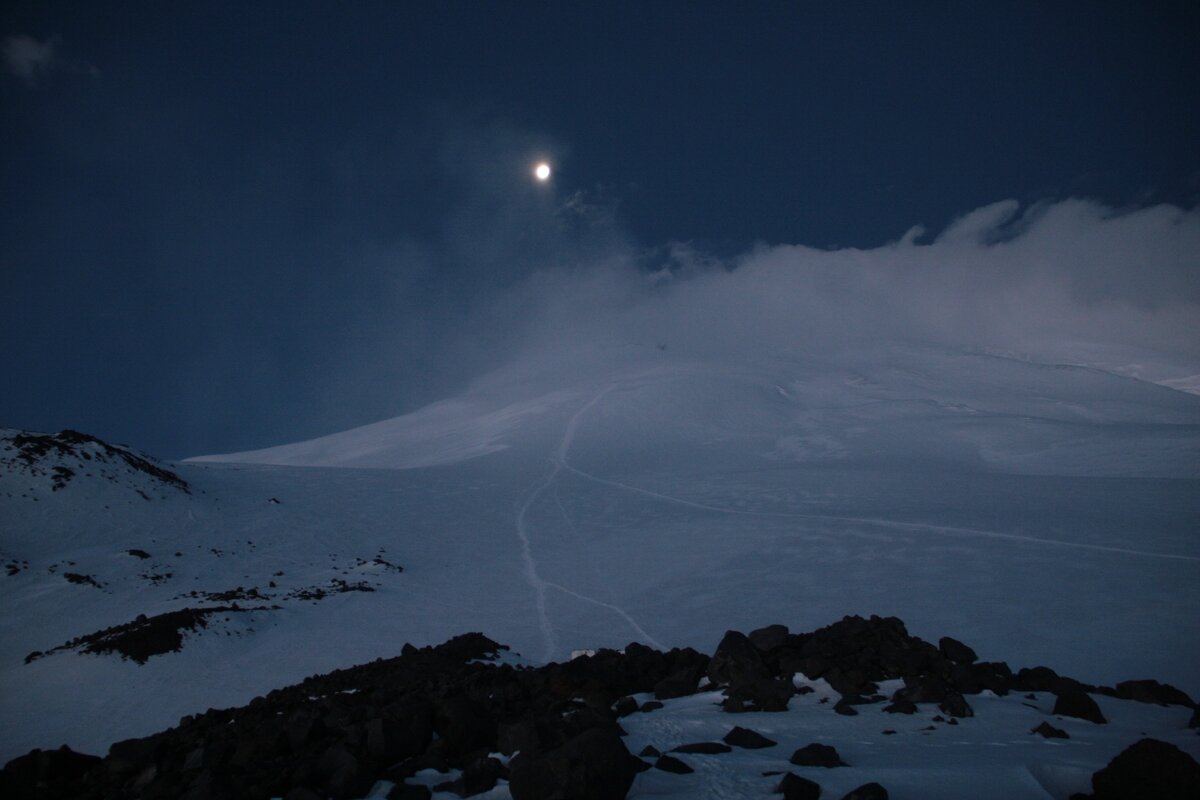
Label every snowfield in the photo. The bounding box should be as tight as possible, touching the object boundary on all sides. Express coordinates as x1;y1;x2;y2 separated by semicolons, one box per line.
2;343;1198;796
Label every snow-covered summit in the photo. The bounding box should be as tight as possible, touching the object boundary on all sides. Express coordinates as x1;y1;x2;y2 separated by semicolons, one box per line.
190;343;1200;478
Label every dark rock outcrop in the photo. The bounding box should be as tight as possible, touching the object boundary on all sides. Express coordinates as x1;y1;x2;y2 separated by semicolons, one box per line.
508;727;636;800
723;726;777;749
721;677;795;712
653;660;707;700
775;772;821;800
0;746;101;797
882;697;917;714
1015;665;1088;696
938;692;974;718
612;696;638;718
748;624;790;654
789;743;848;768
26;606;276;665
1053;689;1106;724
832;698;859;716
1082;738;1200;800
653;754;692;774
708;630;768;687
841;783;889;800
938;636;977;664
1104;679;1195;708
3;617;1193;800
1031;722;1069;739
2;429;190;495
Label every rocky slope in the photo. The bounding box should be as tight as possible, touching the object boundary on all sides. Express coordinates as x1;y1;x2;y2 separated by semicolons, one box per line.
1;429;190;499
3;615;1197;800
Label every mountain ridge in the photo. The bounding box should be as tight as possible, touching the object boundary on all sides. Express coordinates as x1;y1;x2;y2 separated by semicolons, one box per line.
3;615;1198;800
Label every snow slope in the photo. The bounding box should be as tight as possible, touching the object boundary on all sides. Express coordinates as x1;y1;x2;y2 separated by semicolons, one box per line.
2;343;1198;796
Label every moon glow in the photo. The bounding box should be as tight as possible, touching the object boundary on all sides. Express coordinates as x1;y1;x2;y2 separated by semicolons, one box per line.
534;162;551;181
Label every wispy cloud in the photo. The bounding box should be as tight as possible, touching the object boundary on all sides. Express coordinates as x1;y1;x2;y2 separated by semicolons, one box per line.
487;198;1200;389
2;34;95;85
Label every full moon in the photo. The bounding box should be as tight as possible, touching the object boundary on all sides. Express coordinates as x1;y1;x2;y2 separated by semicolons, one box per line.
534;162;551;181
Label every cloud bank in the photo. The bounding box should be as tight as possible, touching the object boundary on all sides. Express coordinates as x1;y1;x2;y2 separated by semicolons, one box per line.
477;196;1200;392
298;120;1199;421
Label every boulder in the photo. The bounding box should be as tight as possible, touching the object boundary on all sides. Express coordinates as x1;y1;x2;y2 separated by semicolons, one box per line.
1016;666;1087;696
0;745;103;795
781;653;832;681
708;630;768;687
1030;722;1069;739
654;661;706;699
365;713;432;764
882;698;917;714
896;674;950;704
821;666;875;698
833;699;859;716
108;734;167;771
1111;679;1194;708
433;696;496;755
316;743;365;799
938;692;974;718
938;636;977;665
620;642;669;688
612;696;639;718
790;743;848;768
284;711;329;753
653;755;693;774
434;755;505;798
1089;738;1200;800
775;772;821;800
1053;690;1106;724
842;783;889;800
496;717;550;758
508;727;638;800
671;741;732;754
722;677;795;712
748;624;790;654
969;661;1014;696
723;726;777;749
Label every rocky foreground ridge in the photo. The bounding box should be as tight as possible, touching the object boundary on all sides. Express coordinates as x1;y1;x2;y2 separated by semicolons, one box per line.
0;428;190;499
3;615;1198;800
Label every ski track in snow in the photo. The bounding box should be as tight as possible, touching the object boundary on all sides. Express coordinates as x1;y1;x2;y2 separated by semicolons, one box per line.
552;483;609;597
559;462;1200;563
543;581;666;651
516;378;1195;664
513;466;559;662
516;385;666;662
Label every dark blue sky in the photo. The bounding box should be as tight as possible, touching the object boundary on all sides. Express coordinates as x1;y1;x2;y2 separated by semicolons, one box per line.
2;1;1198;458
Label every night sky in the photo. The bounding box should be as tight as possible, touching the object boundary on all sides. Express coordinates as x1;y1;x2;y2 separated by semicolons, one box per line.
3;1;1198;458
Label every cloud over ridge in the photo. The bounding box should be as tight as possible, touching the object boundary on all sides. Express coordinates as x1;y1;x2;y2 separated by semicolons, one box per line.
484;197;1200;391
